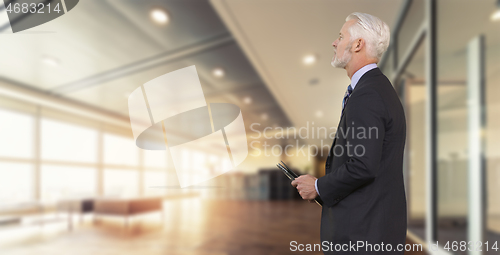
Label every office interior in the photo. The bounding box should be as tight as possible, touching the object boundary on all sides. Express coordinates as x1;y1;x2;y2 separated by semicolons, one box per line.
0;0;498;254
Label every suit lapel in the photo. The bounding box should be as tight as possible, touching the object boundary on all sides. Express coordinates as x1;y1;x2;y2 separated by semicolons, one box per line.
335;67;381;123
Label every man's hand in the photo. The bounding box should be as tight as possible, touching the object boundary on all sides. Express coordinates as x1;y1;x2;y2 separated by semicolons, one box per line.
291;174;318;200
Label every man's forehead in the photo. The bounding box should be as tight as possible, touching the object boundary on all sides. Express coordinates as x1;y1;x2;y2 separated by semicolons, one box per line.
340;20;355;36
339;25;347;35
339;29;346;36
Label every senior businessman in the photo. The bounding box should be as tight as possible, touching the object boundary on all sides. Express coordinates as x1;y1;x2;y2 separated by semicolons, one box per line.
291;12;407;254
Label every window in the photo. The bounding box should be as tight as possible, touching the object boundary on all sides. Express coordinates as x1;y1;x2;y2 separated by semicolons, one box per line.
41;119;98;163
0;109;33;159
0;163;33;206
103;134;138;166
104;169;139;198
143;149;167;168
144;170;166;196
41;165;96;202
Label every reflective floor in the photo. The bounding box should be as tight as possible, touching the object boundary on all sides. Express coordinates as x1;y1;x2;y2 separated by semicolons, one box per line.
1;199;426;255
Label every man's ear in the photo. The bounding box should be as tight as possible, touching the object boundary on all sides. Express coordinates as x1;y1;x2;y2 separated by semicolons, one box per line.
354;38;364;53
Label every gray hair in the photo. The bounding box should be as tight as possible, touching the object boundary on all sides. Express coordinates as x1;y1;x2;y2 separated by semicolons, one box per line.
345;12;390;61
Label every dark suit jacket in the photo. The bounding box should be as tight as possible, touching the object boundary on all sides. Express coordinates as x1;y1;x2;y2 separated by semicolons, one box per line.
316;67;407;254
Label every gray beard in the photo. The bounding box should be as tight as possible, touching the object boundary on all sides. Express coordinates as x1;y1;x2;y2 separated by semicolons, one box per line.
331;50;351;68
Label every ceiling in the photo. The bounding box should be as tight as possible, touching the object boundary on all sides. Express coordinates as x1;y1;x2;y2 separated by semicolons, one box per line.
0;0;289;135
210;0;404;145
211;0;500;145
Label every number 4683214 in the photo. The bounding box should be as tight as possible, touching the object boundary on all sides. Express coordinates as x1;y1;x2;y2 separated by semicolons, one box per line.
444;241;498;252
6;2;61;14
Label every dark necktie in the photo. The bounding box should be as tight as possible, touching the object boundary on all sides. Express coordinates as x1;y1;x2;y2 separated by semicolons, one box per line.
341;84;353;116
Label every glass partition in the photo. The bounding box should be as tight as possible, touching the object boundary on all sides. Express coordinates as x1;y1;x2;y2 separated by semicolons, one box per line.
403;39;427;241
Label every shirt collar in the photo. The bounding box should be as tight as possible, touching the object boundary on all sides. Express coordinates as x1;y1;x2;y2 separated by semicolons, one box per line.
351;63;378;90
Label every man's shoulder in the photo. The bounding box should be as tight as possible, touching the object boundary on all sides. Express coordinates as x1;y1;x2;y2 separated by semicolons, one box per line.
347;70;398;115
358;68;391;87
356;69;395;98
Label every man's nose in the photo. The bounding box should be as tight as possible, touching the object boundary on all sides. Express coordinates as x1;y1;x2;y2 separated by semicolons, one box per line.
332;40;338;48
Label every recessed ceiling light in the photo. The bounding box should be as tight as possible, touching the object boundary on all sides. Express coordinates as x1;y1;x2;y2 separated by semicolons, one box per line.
303;54;317;65
41;55;60;67
492;0;500;22
213;68;224;78
315;110;323;118
150;8;169;25
243;96;252;104
491;9;500;22
261;113;268;121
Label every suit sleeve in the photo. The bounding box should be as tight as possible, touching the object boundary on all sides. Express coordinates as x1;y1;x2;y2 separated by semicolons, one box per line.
317;88;387;207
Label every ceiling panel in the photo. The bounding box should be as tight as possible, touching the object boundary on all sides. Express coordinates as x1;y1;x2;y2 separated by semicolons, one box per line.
0;0;164;89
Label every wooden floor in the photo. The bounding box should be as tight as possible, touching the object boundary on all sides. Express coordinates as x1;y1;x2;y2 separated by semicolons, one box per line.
1;199;427;255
